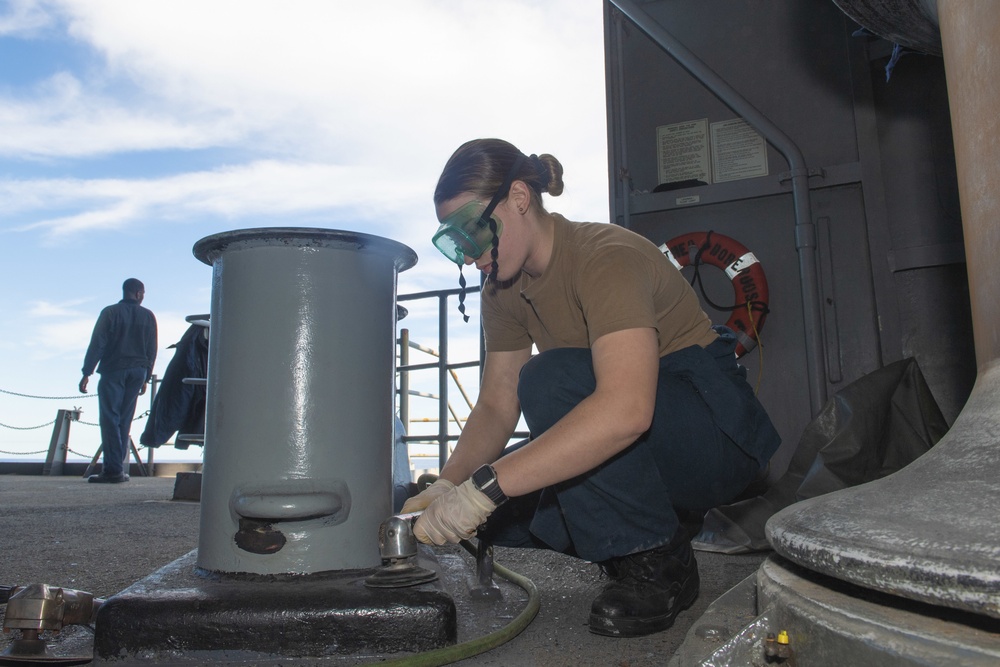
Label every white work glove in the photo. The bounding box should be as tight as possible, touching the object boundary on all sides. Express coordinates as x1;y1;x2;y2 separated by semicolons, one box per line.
413;479;497;545
400;478;455;514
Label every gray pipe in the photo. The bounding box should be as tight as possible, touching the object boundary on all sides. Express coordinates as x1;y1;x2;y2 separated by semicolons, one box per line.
609;0;828;415
612;10;632;229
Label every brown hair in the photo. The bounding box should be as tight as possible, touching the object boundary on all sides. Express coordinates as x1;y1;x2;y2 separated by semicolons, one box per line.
434;138;564;210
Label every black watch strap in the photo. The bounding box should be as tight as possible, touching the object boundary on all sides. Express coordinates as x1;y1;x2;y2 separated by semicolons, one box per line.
471;464;508;505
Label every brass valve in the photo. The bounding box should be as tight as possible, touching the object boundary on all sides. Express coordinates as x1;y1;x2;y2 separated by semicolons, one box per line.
764;629;793;664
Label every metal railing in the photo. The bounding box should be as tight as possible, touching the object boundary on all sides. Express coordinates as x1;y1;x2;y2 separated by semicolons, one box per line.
396;285;528;474
1;382;157;475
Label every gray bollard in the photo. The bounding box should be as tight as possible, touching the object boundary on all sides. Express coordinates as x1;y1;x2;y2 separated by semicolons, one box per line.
767;1;1000;616
192;228;416;575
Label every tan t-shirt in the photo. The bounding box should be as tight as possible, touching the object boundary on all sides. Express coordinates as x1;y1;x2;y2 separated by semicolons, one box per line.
482;214;718;356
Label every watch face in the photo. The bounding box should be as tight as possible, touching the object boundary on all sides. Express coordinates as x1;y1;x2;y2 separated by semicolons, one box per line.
473;465;507;504
472;464;495;488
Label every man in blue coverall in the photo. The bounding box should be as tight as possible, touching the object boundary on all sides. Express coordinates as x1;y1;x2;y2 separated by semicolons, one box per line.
79;278;157;483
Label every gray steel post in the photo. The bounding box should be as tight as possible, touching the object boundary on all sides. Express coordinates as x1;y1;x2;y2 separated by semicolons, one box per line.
193;228;416;575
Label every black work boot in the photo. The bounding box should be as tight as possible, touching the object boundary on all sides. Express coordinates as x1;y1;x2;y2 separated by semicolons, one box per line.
588;532;699;637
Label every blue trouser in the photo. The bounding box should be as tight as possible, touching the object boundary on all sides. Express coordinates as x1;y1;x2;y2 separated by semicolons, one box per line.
480;332;776;563
97;367;146;476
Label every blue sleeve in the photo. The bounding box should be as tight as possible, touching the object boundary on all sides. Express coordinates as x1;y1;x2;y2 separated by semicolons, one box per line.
81;307;113;376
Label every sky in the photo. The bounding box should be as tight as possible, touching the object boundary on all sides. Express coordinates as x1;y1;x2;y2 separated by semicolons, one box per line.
0;0;610;465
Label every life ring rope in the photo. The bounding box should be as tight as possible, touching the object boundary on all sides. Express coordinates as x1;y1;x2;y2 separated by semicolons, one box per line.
660;230;770;358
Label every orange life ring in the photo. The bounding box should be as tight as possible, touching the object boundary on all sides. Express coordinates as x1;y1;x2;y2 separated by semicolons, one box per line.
659;231;769;357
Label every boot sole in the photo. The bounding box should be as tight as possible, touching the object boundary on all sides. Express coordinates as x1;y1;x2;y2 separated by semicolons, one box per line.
588;578;699;638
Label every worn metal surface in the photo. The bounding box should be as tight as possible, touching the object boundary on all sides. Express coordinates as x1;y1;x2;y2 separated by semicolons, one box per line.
668;573;765;667
192;228;416;575
767;361;1000;618
833;0;942;55
755;556;1000;665
673;557;1000;666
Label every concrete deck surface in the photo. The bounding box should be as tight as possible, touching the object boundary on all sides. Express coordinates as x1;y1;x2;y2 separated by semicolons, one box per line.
0;474;767;666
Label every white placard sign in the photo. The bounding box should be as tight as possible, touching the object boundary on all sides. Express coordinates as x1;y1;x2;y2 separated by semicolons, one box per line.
710;118;768;183
656;119;711;186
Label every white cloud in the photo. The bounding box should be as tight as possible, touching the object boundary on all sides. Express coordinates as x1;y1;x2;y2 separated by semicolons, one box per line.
0;1;606;167
1;0;608;233
0;0;52;36
5;161;412;232
20;305;190;370
2;0;609;250
27;298;92;318
0;71;248;158
25;316;93;361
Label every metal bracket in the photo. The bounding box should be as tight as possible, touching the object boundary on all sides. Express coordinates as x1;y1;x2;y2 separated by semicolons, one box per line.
778;167;825;183
468;540;503;601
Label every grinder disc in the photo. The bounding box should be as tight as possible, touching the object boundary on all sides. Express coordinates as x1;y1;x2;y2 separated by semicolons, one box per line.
0;639;91;666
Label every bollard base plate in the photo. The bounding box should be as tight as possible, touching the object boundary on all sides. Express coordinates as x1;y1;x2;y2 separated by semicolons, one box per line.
92;548;456;664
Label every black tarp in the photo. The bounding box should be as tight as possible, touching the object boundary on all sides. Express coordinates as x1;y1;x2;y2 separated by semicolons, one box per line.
140;324;208;448
692;357;950;554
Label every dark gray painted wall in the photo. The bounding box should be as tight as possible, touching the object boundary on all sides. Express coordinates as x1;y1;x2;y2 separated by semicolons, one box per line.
604;0;974;477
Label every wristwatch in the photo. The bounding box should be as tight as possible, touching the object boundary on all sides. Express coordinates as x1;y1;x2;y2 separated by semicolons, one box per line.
471;464;509;506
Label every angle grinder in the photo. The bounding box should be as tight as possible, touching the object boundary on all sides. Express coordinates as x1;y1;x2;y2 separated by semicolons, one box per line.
363;512;439;588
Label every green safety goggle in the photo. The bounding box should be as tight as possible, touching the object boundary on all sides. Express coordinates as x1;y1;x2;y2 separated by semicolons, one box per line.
431;154;526;266
431;201;503;266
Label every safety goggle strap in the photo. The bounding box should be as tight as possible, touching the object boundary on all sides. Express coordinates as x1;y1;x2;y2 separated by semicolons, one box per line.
482;154;526;222
457;265;470;323
486;154;526;279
